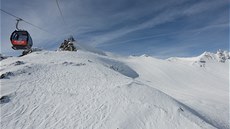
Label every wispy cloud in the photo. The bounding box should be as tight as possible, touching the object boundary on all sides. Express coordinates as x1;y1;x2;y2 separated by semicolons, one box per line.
88;0;228;46
1;0;229;57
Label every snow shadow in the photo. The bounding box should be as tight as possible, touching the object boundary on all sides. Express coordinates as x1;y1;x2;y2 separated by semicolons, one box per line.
0;72;14;79
0;65;35;79
12;61;25;66
0;96;10;104
100;58;139;79
62;62;86;66
178;101;220;129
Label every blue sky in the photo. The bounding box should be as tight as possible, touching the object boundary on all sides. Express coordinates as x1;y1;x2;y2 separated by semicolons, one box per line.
1;0;229;58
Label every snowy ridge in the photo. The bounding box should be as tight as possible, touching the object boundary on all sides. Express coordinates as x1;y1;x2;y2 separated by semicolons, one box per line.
1;50;228;129
167;49;230;64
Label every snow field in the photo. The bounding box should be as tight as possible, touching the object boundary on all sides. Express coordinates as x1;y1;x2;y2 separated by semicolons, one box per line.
1;50;228;129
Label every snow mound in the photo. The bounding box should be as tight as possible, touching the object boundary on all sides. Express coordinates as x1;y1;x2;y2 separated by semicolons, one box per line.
109;82;216;129
0;50;218;129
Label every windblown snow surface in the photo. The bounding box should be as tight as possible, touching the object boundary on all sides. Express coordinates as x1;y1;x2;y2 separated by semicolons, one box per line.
0;49;229;129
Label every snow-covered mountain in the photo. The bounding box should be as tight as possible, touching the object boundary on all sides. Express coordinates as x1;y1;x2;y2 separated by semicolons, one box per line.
0;49;229;129
167;49;230;64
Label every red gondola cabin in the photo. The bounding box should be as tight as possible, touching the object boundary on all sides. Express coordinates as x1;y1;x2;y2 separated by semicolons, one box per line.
10;30;33;50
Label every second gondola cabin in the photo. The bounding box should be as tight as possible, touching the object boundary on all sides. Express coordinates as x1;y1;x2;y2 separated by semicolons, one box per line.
10;30;33;50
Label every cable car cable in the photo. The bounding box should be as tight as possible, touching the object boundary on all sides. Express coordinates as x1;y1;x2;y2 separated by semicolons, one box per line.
55;0;75;36
0;9;52;34
0;9;20;19
55;0;67;26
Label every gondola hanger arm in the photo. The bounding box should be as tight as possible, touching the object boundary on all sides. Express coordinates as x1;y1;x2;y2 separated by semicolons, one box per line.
16;18;23;30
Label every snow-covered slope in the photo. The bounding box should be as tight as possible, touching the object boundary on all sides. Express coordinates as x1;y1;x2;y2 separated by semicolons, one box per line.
0;50;228;129
123;52;229;129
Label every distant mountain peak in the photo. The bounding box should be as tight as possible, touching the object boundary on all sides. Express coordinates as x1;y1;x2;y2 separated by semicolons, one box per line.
198;49;229;63
140;54;149;57
167;49;229;64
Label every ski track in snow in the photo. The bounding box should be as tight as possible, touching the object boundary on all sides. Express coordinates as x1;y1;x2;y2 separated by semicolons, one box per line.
0;50;228;129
